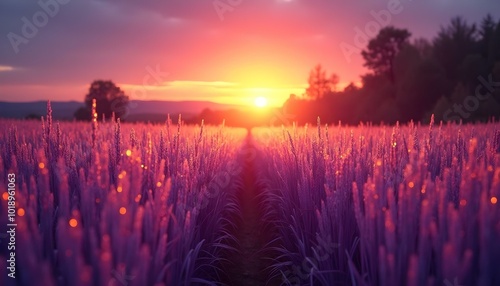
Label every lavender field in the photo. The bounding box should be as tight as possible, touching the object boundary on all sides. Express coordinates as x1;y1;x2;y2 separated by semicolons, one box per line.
1;106;500;286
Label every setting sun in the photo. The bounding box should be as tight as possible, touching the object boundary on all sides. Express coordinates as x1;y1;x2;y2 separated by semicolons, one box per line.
254;96;268;108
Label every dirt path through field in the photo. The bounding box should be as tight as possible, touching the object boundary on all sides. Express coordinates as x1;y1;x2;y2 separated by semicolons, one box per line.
221;134;279;286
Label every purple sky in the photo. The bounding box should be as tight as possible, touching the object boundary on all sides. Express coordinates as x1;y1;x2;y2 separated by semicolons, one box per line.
1;0;499;106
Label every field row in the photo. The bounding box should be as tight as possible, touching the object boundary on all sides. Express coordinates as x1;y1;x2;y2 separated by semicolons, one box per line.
1;113;500;285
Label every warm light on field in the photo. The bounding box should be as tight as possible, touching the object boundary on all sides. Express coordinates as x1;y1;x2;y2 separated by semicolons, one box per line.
254;96;268;108
1;114;499;285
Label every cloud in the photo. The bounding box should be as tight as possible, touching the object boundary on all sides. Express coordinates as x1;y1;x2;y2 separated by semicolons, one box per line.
121;81;238;91
167;81;239;88
0;65;15;72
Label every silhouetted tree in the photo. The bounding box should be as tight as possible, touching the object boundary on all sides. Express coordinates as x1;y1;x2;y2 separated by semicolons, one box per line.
306;65;339;99
361;26;411;83
412;38;433;59
348;73;395;123
81;80;129;121
428;95;454;122
343;82;360;93
433;17;478;83
478;14;497;60
458;54;488;86
393;45;421;83
494;62;500;91
483;16;500;69
396;56;448;121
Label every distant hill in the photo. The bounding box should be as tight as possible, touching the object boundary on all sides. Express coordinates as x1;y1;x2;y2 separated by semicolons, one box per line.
0;100;244;121
0;101;82;120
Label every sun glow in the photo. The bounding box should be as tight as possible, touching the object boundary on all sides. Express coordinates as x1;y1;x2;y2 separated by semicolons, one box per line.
254;96;268;108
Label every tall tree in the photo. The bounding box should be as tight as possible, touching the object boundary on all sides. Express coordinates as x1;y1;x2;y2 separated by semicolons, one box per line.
412;38;433;59
396;56;448;121
306;65;339;100
433;17;478;82
78;80;129;121
478;14;496;57
485;18;500;68
361;26;411;83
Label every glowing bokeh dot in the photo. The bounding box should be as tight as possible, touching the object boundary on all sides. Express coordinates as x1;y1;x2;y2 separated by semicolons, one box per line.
69;218;78;227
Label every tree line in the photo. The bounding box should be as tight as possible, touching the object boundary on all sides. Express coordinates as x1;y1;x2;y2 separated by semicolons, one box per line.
285;15;500;125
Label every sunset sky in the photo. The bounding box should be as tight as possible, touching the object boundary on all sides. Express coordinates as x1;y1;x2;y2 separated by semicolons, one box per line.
1;0;499;107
